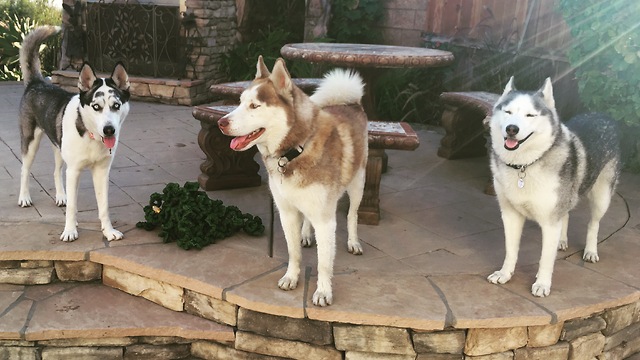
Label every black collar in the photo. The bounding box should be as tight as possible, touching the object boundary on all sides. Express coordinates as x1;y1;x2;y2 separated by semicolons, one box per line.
506;163;525;170
281;146;304;162
277;146;304;174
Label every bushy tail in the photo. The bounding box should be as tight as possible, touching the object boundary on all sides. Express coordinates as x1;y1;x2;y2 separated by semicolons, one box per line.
19;25;61;85
309;69;364;107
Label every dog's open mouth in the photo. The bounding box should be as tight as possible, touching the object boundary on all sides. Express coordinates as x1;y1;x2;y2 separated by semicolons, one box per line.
504;132;533;151
230;128;265;151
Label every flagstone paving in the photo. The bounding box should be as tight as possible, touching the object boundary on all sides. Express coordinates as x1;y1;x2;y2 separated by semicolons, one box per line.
1;81;639;356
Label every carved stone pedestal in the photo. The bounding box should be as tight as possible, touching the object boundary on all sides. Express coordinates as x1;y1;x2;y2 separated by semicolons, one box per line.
437;91;499;159
192;106;261;191
360;122;420;225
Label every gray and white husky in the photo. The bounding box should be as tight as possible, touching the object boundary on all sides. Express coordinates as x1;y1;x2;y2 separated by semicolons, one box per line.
18;26;130;242
487;77;621;297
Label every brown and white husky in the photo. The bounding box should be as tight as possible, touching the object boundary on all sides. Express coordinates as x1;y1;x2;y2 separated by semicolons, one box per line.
218;56;368;306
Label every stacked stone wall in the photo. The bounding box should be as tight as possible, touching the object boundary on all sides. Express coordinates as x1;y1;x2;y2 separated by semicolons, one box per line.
1;259;639;359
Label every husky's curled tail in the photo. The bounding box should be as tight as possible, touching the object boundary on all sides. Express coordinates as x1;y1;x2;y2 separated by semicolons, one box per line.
19;25;61;85
310;69;365;108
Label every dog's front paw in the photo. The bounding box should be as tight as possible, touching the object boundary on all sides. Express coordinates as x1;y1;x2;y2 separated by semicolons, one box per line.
583;251;599;263
487;270;512;284
531;281;551;297
348;239;363;255
55;194;66;207
60;228;79;242
103;228;124;241
312;289;333;306
18;196;33;207
278;275;299;291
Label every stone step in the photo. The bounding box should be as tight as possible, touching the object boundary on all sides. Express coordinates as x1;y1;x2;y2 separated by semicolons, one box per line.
0;281;234;347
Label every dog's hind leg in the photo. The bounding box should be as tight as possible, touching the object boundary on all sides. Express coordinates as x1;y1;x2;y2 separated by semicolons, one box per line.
301;217;314;247
53;146;66;206
345;168;365;255
583;163;617;262
18;127;44;207
532;220;563;297
558;214;569;251
488;203;525;285
92;163;123;241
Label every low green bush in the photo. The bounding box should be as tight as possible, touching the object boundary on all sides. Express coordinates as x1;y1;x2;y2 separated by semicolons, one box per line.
558;0;640;126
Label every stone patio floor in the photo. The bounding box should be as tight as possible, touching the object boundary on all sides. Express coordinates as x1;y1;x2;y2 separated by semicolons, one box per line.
1;80;639;339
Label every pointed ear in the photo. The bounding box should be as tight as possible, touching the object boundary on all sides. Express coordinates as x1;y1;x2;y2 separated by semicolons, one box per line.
495;76;515;106
78;62;97;92
269;58;292;93
537;77;555;109
111;62;130;91
502;76;515;96
255;55;270;79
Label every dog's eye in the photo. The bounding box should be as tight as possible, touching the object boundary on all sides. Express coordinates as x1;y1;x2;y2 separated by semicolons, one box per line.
504;110;512;115
526;113;536;118
92;104;101;111
113;103;120;110
249;103;260;109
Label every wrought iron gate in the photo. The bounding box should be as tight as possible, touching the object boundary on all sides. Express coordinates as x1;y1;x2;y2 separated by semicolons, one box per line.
85;0;187;78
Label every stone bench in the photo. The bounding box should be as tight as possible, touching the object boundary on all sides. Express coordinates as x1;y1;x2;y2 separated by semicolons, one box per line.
192;105;419;225
437;91;500;160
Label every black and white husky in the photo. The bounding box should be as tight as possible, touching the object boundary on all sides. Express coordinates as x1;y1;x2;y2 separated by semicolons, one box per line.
18;26;130;242
487;77;621;297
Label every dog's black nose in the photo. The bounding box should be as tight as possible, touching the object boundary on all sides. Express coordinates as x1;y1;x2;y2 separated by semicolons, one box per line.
103;125;116;137
506;125;519;136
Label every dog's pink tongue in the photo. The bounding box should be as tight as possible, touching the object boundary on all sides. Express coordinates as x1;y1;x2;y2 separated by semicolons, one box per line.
103;136;116;149
230;136;250;151
504;138;519;149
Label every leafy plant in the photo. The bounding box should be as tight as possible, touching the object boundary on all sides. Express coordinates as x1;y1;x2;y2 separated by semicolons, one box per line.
0;0;61;81
0;0;61;25
136;182;265;250
375;67;447;124
558;0;640;126
0;12;37;80
221;28;294;81
328;0;384;44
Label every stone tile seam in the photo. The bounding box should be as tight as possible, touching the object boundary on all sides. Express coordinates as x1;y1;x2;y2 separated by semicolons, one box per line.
221;262;287;302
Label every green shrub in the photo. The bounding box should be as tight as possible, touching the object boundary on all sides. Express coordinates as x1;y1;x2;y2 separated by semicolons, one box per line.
0;0;61;81
558;0;640;126
0;12;37;80
375;68;447;124
328;0;383;44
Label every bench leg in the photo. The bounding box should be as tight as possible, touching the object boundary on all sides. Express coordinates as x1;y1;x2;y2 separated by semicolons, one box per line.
196;119;262;190
358;148;384;225
437;104;488;159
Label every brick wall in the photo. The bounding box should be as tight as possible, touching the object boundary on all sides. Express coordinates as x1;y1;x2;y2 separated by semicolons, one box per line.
380;0;430;47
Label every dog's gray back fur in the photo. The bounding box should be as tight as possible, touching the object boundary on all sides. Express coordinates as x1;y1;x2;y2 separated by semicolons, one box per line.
566;113;621;195
19;26;68;152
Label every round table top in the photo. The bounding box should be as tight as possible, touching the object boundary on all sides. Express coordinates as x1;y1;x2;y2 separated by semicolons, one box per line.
280;43;454;69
